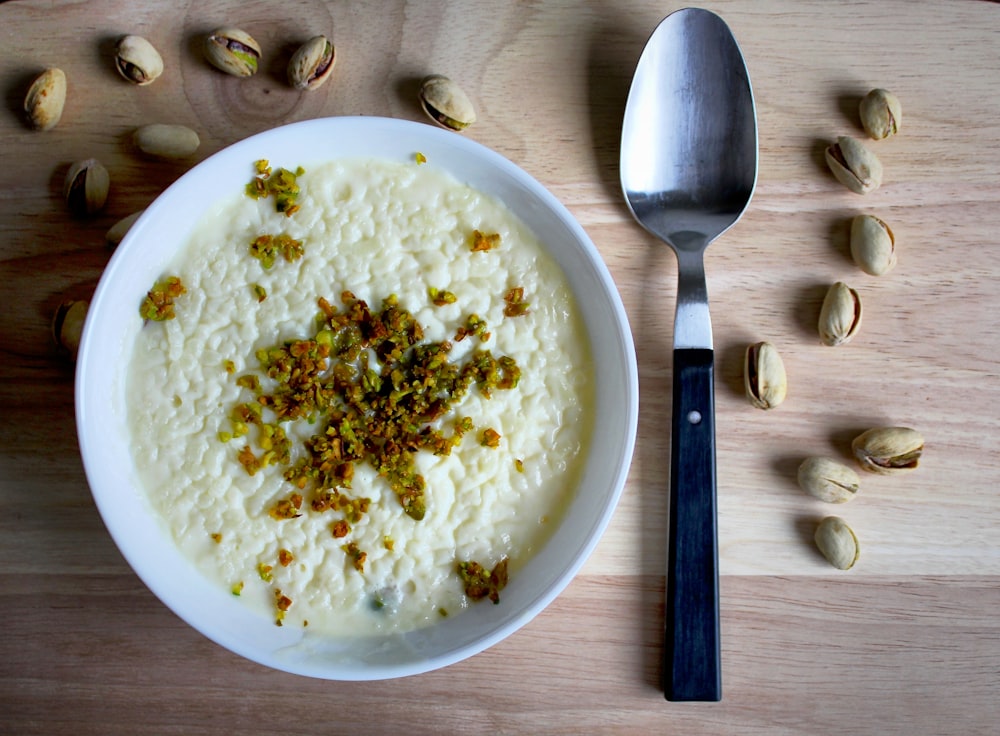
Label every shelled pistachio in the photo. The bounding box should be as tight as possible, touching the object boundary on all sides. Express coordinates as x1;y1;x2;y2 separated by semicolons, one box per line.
818;281;862;346
115;35;164;85
825;136;883;194
24;68;67;131
852;426;924;475
814;516;860;570
288;35;336;90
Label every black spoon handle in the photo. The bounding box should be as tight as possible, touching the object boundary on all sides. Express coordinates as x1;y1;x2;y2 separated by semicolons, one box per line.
663;348;721;701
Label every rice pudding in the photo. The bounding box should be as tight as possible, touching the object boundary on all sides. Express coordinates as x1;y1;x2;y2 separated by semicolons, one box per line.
126;157;593;635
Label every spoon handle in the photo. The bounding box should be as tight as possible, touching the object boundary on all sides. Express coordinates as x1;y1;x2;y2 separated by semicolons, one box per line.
663;347;721;701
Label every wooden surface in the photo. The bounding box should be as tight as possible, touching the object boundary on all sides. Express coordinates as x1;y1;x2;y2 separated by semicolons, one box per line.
2;0;999;733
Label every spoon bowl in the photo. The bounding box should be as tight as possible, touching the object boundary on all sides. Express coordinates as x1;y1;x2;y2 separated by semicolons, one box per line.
620;7;757;701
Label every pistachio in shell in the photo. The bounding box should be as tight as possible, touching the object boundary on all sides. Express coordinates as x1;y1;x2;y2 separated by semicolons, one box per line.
797;457;861;504
852;426;924;475
64;158;110;217
744;340;787;410
288;35;336;90
115;35;164;85
419;74;476;131
24;68;67;131
818;281;862;347
859;88;902;141
205;27;261;77
134;124;200;159
850;214;896;276
106;210;144;249
825;135;883;194
52;299;88;360
814;516;860;570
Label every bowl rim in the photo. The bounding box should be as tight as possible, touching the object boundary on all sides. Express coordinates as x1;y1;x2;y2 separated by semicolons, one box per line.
76;115;638;679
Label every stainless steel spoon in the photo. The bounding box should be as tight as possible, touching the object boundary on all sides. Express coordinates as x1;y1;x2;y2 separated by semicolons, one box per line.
620;7;757;702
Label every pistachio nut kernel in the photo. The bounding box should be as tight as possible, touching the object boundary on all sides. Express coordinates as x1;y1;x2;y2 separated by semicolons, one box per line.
818;281;862;347
825;135;883;194
744;340;787;410
419;75;477;131
24;67;67;131
850;214;896;276
115;35;164;85
852;426;924;475
814;516;860;570
134;124;200;159
64;158;110;217
52;299;88;360
106;210;144;249
859;88;902;140
288;35;336;90
205;27;261;77
797;457;861;504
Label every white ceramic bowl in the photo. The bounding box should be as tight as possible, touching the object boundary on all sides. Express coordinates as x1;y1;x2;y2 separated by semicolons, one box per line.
76;116;637;679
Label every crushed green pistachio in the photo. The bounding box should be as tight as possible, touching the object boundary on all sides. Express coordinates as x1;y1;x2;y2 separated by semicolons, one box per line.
139;276;185;321
341;541;367;573
470;229;500;252
503;286;530;317
415;152;427;165
249;233;304;269
246;160;303;215
480;427;501;448
428;287;457;306
252;283;267;302
457;557;509;604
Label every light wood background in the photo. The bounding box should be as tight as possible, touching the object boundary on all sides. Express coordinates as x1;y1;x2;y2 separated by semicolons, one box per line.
2;0;999;733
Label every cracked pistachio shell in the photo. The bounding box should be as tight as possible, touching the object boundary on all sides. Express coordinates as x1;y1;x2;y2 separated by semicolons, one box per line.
24;67;67;131
850;214;896;276
134;124;200;159
825;135;883;194
52;299;88;360
64;159;109;216
815;516;860;570
106;210;144;249
288;35;336;90
205;27;261;77
852;426;924;475
115;35;164;85
419;75;476;131
797;457;860;503
744;341;787;409
859;88;902;140
818;281;862;346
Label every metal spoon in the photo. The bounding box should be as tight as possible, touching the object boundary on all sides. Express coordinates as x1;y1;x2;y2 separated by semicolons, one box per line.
620;8;757;702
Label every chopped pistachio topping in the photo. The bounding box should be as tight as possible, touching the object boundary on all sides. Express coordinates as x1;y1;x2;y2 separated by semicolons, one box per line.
503;286;530;317
415;152;427;165
249;233;304;269
139;276;185;321
428;287;457;306
457;557;508;604
470;229;500;252
246;160;303;216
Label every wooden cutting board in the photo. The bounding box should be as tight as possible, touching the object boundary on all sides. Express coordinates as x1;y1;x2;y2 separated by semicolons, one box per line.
2;0;998;733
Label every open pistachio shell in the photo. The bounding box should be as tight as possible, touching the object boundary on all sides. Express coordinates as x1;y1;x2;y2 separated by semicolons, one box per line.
825;136;883;194
818;281;862;347
64;159;109;217
859;88;902;140
852;426;924;475
205;27;261;77
52;299;89;360
744;340;787;410
419;75;476;131
115;35;164;85
288;36;336;90
798;457;860;503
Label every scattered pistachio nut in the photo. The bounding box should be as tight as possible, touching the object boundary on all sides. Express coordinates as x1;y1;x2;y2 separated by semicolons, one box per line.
814;516;860;570
797;457;860;504
115;35;164;85
52;299;88;360
24;67;67;131
419;74;476;131
106;210;144;249
818;281;862;346
852;426;924;475
850;214;896;276
64;158;110;216
288;35;336;90
134;124;200;159
825;135;883;194
859;88;902;141
205;27;261;77
744;340;787;410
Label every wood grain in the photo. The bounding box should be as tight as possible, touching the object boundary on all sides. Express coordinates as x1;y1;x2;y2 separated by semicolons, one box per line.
2;0;999;733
